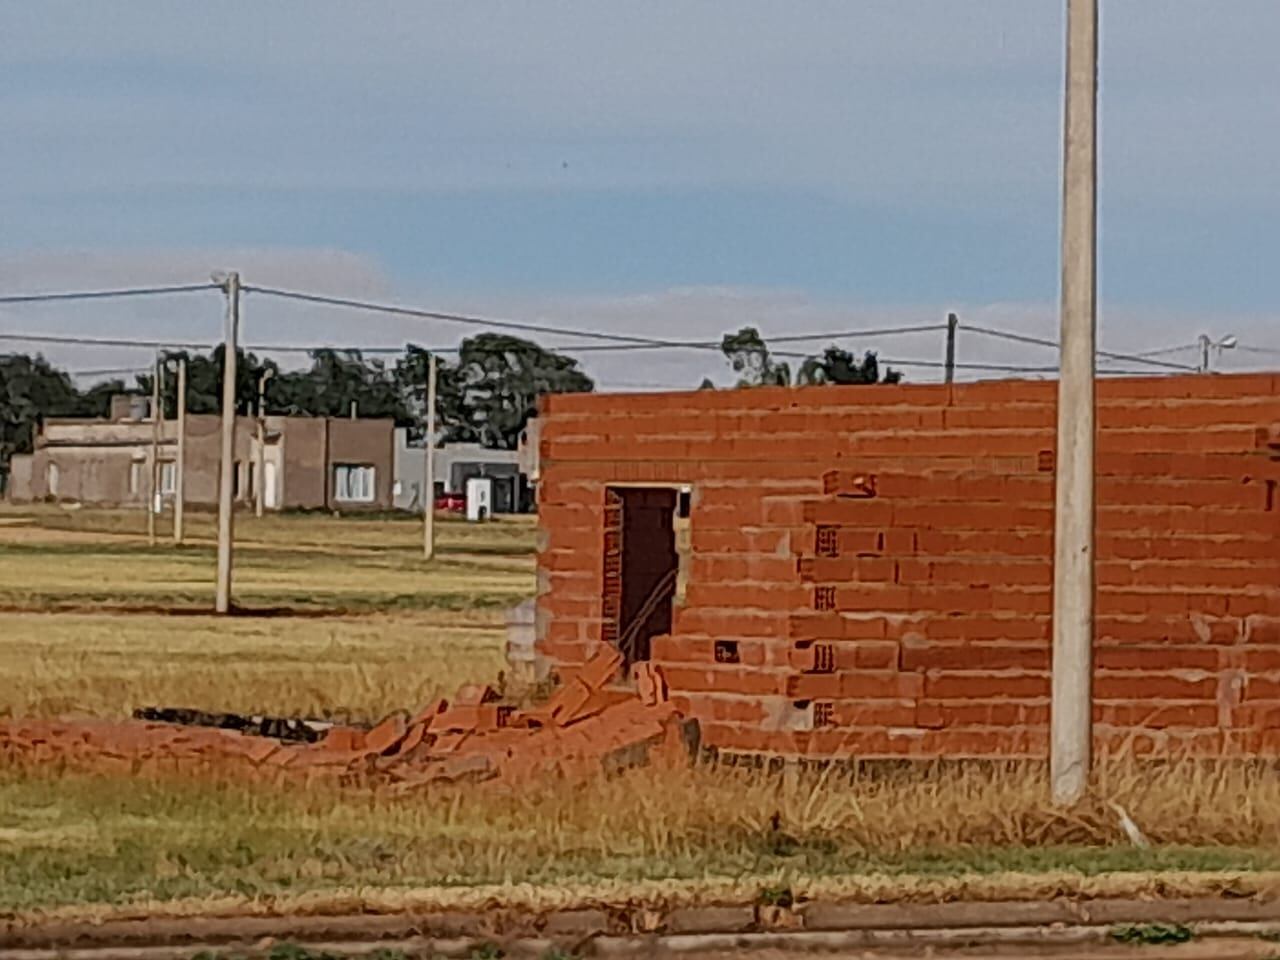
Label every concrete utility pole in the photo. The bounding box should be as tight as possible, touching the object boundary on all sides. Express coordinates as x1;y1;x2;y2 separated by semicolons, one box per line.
1051;0;1099;806
255;369;274;518
173;357;187;546
147;352;162;547
423;353;438;560
214;271;240;614
944;313;959;385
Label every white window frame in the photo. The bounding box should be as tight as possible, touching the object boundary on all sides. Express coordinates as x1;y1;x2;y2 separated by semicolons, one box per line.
159;461;177;496
333;463;376;503
46;462;60;497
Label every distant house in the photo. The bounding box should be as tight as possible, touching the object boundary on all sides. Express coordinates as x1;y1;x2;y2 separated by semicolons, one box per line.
6;394;396;511
392;428;533;513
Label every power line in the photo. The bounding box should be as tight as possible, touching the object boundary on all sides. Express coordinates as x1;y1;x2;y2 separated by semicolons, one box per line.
962;323;1198;372
67;367;150;378
0;324;946;358
245;284;710;349
881;358;1055;373
0;283;218;305
0;331;461;356
244;284;947;354
0;331;215;350
1124;341;1199;358
1237;344;1280;358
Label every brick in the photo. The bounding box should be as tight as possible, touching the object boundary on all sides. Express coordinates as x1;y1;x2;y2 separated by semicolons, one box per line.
833;701;918;727
453;684;501;706
662;665;782;696
1094;673;1218;701
924;672;1050;700
916;700;1051;728
1095;646;1221;672
322;726;366;753
849;641;901;671
633;663;670;706
1095;702;1219;729
364;713;409;755
902;643;1049;672
822;470;878;498
1245;616;1280;645
788;642;836;673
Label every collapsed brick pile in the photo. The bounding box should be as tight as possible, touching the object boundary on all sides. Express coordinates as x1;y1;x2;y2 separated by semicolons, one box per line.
0;650;697;790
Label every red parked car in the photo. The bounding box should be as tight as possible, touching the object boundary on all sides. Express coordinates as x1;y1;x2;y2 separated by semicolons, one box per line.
435;491;465;514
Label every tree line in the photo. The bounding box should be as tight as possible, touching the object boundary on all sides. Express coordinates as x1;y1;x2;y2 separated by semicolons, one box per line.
1;328;898;479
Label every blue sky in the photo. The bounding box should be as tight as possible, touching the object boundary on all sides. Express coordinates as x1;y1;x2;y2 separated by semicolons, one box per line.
2;1;1277;387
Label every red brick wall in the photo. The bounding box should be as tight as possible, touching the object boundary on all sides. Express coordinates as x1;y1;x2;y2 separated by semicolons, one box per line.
536;373;1280;759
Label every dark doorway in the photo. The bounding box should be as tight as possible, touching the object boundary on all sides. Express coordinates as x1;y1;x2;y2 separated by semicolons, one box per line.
602;487;679;667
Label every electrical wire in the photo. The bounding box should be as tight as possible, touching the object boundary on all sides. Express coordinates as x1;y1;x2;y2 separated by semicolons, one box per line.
66;367;151;378
0;332;215;350
1;324;946;359
3;330;1191;379
244;284;947;354
0;331;461;356
244;284;718;348
962;323;1198;372
0;283;218;305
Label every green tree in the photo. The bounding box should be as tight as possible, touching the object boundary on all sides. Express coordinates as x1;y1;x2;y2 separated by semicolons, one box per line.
76;378;130;419
135;348;277;417
271;349;407;421
0;354;83;482
399;335;593;449
720;326;792;387
721;328;903;388
797;346;902;385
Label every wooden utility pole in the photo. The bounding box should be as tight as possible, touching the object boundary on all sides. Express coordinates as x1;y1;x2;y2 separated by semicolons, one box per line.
215;271;240;614
147;352;162;546
423;353;438;560
173;357;187;546
1051;0;1099;805
255;369;273;518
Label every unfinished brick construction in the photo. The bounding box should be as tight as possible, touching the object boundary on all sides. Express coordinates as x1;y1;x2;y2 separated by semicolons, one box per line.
536;372;1280;759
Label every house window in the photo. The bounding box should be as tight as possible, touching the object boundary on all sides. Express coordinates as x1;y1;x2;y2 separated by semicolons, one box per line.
46;462;60;497
129;460;143;496
333;464;376;503
160;461;177;496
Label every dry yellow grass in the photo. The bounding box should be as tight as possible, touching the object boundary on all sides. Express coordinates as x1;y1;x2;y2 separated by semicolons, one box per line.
0;611;506;721
3;758;1280;914
0;506;535;612
3;506;1279;914
0;507;531;719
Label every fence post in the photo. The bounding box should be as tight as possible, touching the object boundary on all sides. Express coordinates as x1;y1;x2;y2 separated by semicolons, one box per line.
944;313;959;384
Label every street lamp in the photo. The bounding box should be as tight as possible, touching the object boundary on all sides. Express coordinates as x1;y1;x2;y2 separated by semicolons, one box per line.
1198;334;1238;373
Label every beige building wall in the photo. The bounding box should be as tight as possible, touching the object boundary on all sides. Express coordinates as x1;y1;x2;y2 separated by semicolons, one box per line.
6;409;396;512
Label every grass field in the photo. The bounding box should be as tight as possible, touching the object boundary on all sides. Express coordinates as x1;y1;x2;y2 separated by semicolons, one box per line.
0;504;533;721
3;504;1280;918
